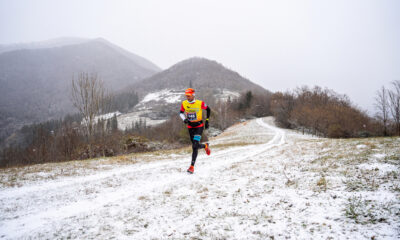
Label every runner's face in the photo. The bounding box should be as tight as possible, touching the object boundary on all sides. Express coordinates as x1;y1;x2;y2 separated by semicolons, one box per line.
186;95;194;101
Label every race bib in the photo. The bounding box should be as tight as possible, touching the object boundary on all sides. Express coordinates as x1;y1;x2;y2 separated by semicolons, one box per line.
187;112;197;121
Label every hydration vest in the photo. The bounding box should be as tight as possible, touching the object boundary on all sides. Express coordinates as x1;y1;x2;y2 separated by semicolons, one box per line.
181;100;206;122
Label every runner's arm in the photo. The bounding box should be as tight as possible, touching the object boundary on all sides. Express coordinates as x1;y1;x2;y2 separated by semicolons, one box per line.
179;111;186;121
201;102;211;120
180;104;186;121
206;106;211;120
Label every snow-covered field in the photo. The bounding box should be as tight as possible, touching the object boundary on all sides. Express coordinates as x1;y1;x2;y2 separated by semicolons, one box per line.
0;117;399;239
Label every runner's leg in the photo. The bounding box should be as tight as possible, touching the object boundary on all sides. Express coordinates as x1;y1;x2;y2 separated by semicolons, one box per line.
190;127;205;166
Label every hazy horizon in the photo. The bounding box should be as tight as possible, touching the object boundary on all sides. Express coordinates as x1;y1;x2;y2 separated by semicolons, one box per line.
1;0;399;114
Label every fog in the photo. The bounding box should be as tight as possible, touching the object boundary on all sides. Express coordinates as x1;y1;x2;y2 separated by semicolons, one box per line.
1;0;399;114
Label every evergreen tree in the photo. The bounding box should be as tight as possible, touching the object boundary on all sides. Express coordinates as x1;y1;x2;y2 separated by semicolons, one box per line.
111;114;118;132
106;119;111;133
245;91;253;108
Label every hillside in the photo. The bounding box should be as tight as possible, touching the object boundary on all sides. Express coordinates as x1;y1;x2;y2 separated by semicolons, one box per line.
0;117;398;239
0;38;161;144
132;57;269;96
116;57;271;129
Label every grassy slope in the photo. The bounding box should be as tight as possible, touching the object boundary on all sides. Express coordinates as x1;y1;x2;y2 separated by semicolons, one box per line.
0;118;399;239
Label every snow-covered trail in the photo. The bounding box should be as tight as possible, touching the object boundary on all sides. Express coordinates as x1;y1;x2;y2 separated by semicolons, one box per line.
0;117;283;238
0;117;399;239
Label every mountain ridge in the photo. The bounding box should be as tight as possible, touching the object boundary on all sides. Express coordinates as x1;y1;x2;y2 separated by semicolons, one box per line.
0;37;161;73
0;37;89;54
131;56;270;97
0;38;162;144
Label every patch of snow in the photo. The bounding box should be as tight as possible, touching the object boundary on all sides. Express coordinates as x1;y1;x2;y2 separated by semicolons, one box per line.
207;127;222;137
115;89;184;130
358;163;397;174
141;89;183;104
117;110;166;130
95;111;121;121
215;89;240;102
81;111;121;125
372;153;386;159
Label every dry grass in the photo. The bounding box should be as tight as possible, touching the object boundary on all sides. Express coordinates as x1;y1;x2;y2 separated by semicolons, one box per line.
316;176;327;191
197;187;209;193
163;189;173;197
138;196;150;201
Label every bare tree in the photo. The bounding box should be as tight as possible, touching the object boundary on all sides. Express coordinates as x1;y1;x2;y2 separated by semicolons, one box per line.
375;86;390;136
71;72;112;157
388;80;400;136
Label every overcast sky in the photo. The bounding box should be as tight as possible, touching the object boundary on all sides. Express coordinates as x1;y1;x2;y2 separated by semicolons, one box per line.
1;0;399;114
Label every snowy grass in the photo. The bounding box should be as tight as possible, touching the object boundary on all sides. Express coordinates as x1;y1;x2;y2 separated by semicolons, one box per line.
0;117;399;239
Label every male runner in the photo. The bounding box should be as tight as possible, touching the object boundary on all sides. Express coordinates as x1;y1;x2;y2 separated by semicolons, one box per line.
179;88;211;174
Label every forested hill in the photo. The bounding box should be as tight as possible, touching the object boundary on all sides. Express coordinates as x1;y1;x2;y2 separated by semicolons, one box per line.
0;38;161;144
131;57;270;97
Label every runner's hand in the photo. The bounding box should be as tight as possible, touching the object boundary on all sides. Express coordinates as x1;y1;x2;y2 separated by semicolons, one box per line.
205;119;209;129
184;119;189;124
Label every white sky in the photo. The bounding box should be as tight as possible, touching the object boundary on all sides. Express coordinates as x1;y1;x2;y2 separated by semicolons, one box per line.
1;0;399;114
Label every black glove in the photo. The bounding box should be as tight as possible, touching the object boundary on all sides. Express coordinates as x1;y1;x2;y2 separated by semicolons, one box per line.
184;119;189;124
205;119;209;129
